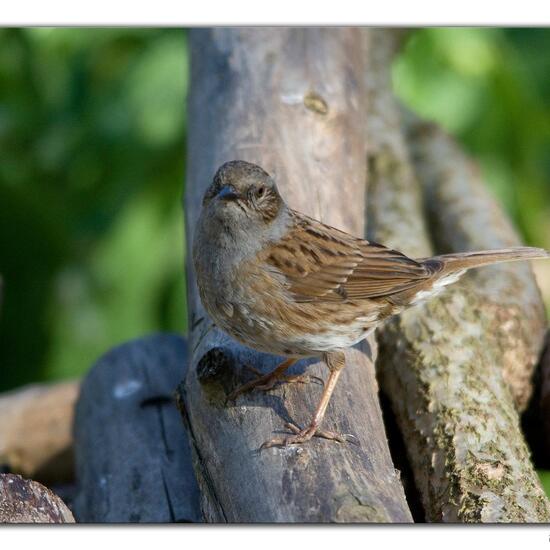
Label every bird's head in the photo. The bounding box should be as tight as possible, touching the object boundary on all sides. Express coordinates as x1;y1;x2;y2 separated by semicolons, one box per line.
201;160;285;231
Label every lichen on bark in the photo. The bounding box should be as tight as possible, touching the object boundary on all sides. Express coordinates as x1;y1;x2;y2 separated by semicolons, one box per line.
364;29;550;522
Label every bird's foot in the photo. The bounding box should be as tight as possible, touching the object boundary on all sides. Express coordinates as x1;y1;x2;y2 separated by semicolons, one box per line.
260;422;357;449
226;365;322;403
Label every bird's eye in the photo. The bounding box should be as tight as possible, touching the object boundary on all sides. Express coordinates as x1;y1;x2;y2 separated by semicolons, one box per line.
256;186;266;198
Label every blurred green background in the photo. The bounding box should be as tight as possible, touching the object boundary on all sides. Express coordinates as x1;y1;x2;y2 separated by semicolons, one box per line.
0;29;549;384
0;29;188;391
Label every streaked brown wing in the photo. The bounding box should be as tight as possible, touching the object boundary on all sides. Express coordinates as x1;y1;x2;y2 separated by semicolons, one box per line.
263;212;434;303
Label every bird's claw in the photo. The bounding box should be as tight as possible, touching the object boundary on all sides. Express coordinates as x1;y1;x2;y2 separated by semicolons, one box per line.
260;422;357;449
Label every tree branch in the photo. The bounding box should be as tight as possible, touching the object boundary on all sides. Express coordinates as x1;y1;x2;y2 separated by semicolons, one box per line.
0;380;79;484
364;33;549;522
180;27;412;523
405;116;547;410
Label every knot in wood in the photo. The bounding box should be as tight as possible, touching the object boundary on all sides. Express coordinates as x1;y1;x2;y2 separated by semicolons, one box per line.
304;91;329;115
196;347;234;384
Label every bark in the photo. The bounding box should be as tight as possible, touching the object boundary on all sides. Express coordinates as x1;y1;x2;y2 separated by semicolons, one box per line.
180;27;412;523
364;29;550;522
0;473;74;523
73;334;201;523
0;380;79;484
405;116;547;410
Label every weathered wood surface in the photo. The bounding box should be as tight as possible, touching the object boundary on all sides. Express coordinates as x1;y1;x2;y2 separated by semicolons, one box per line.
406;117;547;411
73;333;201;523
180;27;412;523
0;473;74;523
364;29;550;522
0;380;79;484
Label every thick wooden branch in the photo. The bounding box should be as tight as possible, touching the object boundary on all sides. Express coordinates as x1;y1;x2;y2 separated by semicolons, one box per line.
364;30;550;522
0;380;79;484
73;334;201;523
405;116;547;410
0;474;74;523
180;28;412;523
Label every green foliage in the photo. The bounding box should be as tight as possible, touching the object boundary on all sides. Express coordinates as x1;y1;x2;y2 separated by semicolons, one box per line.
539;470;550;497
393;28;550;252
0;29;188;390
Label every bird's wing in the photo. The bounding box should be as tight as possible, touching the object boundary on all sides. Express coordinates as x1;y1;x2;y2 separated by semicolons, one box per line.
262;212;436;303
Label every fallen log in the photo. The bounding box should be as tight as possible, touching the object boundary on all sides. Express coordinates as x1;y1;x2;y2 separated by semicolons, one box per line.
73;333;201;523
180;27;412;523
0;380;79;484
0;473;74;523
364;29;550;522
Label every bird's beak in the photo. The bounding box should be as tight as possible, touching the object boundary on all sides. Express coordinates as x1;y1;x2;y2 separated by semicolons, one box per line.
216;184;239;201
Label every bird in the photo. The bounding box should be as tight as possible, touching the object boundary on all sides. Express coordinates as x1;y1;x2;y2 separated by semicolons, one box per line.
192;159;550;448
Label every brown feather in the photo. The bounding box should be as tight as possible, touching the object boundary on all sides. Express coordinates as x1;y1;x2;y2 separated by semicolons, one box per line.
262;211;437;303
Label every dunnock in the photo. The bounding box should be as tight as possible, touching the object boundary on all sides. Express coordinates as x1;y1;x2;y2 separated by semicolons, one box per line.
193;160;550;447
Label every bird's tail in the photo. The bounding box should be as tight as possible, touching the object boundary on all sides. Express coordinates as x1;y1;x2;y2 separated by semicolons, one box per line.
427;246;549;275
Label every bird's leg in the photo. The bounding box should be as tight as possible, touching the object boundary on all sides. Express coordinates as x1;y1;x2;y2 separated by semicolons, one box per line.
227;358;321;402
262;351;349;448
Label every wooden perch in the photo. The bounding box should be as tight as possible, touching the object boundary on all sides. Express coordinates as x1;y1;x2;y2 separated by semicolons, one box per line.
364;29;550;522
73;333;201;523
0;473;74;523
179;28;412;523
0;380;79;484
405;116;547;411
